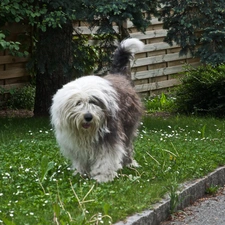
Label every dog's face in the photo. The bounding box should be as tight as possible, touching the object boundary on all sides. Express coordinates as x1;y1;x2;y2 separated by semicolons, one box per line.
64;94;107;134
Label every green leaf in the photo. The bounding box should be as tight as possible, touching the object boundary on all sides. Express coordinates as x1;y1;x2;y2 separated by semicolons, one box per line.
0;41;6;48
2;218;16;225
53;202;61;218
103;203;110;215
15;17;20;22
0;32;6;39
40;155;54;182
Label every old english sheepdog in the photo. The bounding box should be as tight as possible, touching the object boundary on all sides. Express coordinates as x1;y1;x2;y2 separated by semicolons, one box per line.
50;38;144;182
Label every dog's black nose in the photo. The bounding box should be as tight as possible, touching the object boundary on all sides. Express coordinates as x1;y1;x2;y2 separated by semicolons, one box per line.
84;113;93;122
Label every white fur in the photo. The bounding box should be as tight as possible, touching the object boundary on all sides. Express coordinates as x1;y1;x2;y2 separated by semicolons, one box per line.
121;38;144;53
51;75;126;182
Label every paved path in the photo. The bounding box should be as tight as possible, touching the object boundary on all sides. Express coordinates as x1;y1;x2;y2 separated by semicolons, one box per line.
115;167;225;225
161;186;225;225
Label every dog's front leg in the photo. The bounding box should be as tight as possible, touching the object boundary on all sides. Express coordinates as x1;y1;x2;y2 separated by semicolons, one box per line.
90;151;123;183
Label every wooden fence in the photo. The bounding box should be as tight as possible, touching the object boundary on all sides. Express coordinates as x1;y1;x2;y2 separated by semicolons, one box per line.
0;19;200;97
128;18;200;96
0;23;30;100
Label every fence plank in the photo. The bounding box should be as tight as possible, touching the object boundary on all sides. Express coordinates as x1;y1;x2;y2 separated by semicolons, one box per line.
0;55;28;65
73;25;119;35
144;42;179;52
133;52;193;67
130;29;168;40
0;68;28;79
1;83;29;91
131;62;200;80
135;79;181;93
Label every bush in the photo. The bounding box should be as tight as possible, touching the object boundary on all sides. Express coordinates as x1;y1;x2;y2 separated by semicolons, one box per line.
175;65;225;117
6;85;35;110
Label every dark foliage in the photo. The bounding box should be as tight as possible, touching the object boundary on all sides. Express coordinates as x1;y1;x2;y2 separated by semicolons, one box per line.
160;0;225;66
175;65;225;117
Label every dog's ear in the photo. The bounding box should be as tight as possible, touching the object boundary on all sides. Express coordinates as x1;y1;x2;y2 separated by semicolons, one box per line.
89;96;106;109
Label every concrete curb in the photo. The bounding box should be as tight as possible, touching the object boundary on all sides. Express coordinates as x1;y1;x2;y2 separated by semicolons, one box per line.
114;166;225;225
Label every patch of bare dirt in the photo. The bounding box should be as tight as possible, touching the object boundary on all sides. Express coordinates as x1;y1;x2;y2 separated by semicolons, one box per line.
146;111;174;118
0;109;33;118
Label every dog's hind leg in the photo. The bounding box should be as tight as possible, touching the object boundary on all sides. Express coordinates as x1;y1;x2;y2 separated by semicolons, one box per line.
123;143;139;168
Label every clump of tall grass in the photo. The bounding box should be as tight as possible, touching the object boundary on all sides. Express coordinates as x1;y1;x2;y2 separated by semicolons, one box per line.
144;93;176;113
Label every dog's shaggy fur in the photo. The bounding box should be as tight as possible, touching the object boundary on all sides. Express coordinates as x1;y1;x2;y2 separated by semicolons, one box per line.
50;38;144;182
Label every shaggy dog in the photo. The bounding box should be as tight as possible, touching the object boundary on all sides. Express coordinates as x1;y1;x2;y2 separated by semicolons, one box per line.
50;38;144;182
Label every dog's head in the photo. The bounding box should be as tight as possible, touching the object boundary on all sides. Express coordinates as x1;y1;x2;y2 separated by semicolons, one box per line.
64;93;107;133
51;76;119;141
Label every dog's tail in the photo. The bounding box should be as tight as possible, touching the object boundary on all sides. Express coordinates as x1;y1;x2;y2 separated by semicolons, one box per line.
110;38;144;75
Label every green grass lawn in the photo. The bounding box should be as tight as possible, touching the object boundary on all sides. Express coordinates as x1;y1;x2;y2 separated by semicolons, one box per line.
1;115;225;224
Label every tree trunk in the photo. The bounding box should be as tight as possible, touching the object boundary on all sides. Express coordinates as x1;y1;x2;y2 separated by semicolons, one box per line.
33;22;73;117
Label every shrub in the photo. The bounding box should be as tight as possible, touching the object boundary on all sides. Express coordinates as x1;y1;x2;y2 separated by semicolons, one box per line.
6;85;35;110
175;65;225;117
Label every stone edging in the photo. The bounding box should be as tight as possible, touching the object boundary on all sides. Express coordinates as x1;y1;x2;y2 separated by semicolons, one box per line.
114;166;225;225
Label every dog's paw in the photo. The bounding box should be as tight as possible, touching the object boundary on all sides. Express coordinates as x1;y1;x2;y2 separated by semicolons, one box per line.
129;159;139;167
73;170;89;179
73;170;78;176
92;172;117;183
